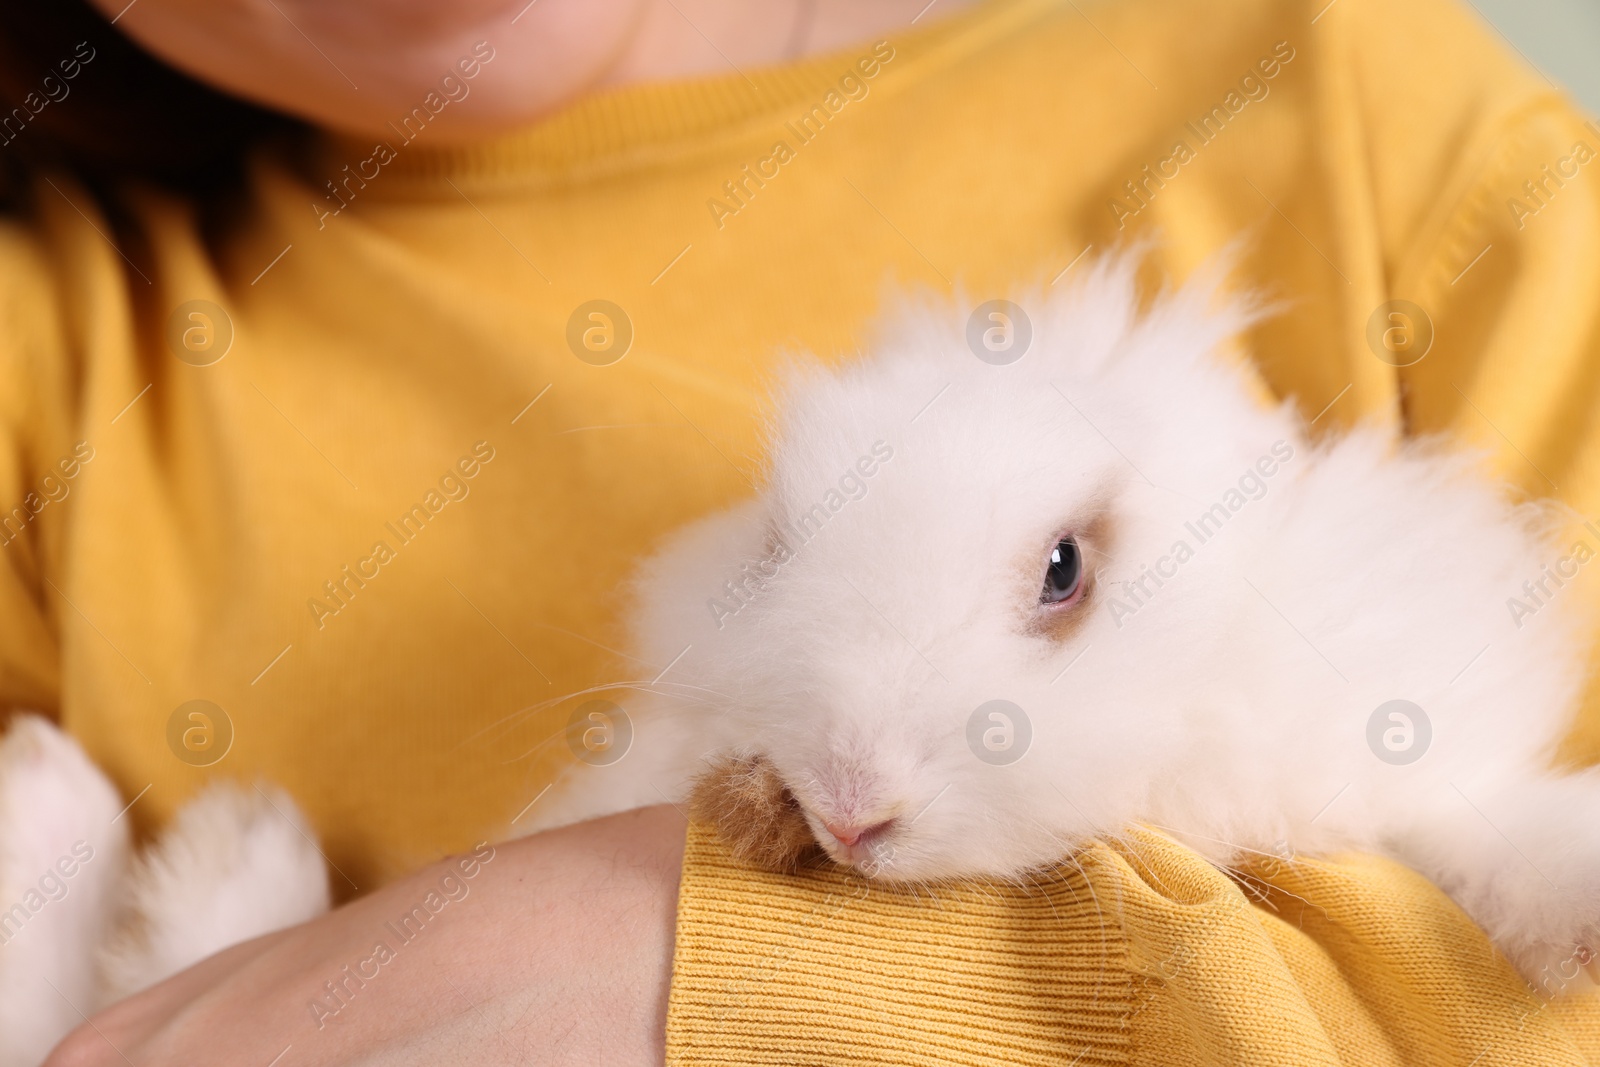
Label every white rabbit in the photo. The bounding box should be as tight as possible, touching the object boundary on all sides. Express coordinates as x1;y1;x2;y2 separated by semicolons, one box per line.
600;253;1600;991
4;252;1596;1066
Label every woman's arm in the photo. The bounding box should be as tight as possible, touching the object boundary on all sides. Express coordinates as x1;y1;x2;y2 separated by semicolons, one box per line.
46;806;684;1067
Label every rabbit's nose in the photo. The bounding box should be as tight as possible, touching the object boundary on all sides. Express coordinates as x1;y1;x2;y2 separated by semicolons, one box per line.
824;818;894;847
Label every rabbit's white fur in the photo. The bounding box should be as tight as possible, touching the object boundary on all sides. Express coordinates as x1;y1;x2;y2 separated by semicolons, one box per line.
614;254;1599;986
5;254;1597;1064
0;717;328;1066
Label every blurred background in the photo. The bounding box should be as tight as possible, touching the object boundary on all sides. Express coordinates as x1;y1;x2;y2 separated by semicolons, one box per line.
1474;0;1600;115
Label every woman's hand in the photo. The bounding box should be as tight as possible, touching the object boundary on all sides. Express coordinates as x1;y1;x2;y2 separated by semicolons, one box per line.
46;806;685;1067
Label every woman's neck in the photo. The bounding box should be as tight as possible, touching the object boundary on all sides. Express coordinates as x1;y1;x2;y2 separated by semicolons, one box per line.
91;0;983;142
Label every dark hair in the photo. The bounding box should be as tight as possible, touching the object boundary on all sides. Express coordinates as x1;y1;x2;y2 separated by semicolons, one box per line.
0;0;299;201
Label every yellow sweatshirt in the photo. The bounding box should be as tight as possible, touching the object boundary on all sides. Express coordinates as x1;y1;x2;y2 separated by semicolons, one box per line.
6;0;1600;1060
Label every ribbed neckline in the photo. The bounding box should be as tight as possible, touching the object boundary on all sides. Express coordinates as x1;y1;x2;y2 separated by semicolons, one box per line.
309;0;1054;187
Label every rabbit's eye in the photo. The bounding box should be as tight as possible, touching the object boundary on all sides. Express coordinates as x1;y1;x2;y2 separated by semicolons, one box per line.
1041;537;1083;605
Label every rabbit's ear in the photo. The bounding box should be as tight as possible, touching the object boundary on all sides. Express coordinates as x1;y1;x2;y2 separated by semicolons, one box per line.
688;753;821;873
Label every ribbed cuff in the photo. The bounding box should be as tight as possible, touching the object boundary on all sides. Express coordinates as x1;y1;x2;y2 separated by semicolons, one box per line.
665;821;1132;1066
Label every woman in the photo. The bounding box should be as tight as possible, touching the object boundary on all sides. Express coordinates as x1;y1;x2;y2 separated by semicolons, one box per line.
7;0;1600;1062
